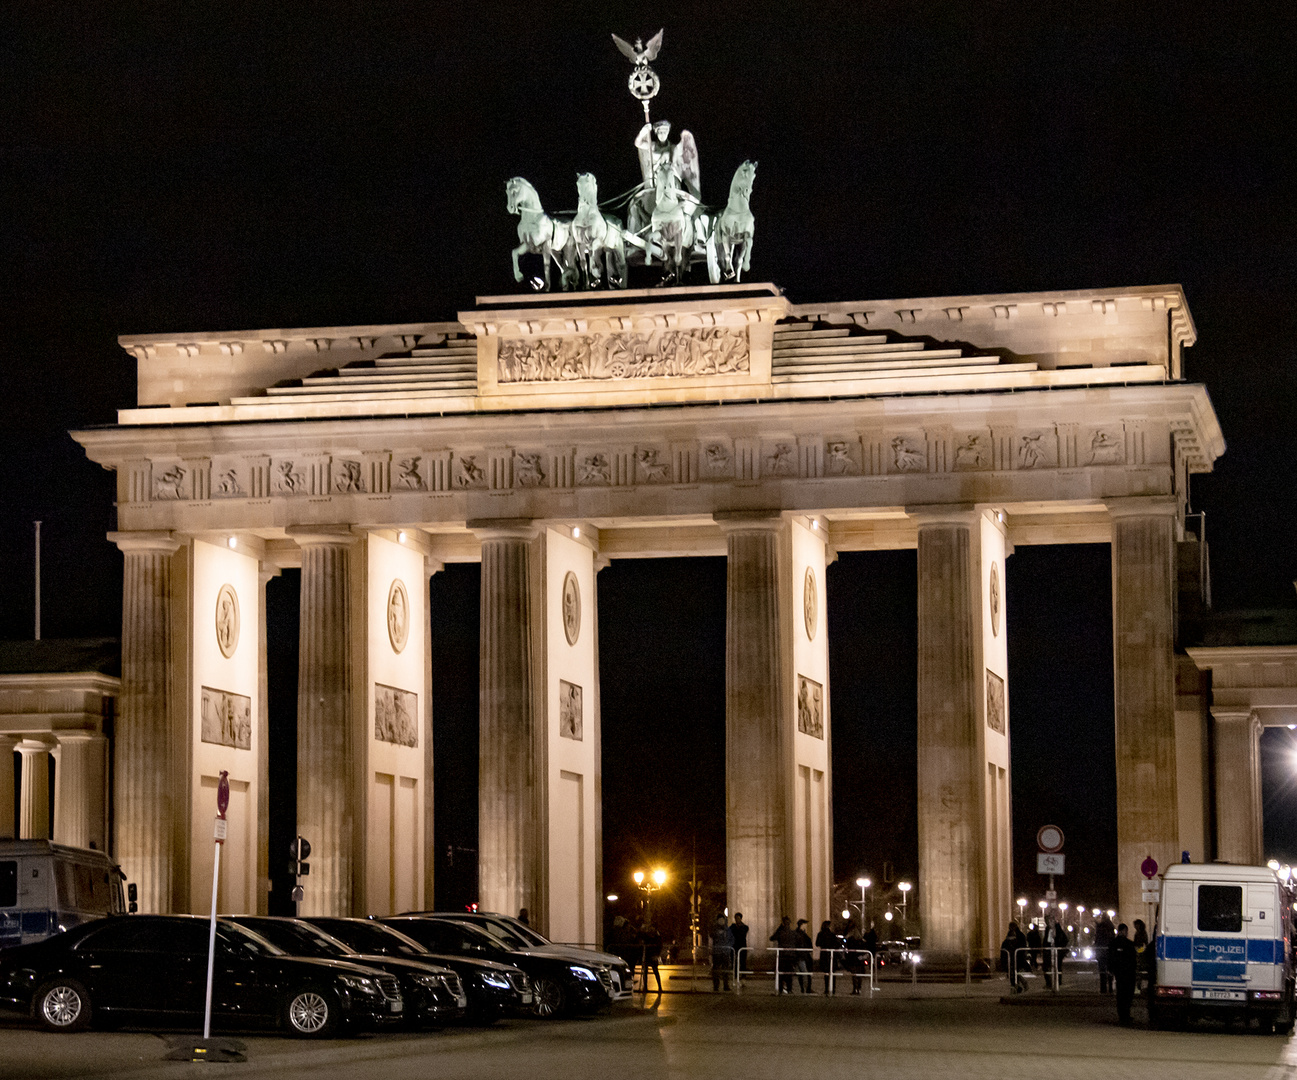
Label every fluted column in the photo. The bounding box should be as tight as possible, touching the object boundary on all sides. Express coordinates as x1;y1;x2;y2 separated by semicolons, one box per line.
916;514;981;956
18;739;53;839
1212;709;1263;865
0;736;15;840
289;527;355;916
476;525;538;918
1110;502;1179;923
112;531;180;912
52;732;106;851
720;515;787;950
257;564;278;915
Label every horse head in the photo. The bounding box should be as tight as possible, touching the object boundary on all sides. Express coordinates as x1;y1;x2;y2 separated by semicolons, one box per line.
506;177;540;215
576;172;598;207
654;159;680;207
729;160;757;201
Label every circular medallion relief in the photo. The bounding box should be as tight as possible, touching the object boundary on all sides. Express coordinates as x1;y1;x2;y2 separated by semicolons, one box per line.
803;567;818;641
387;579;410;654
989;562;1001;637
215;584;240;658
562;571;581;646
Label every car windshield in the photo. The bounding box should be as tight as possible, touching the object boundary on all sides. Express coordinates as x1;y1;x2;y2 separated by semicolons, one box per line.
237;919;348;959
479;917;546;949
318;919;429;958
446;919;510;950
217;922;285;957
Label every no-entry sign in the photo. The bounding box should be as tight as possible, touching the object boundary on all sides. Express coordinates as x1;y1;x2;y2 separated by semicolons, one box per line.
1037;825;1064;853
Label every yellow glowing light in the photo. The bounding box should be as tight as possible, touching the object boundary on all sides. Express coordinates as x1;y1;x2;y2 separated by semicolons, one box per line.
572;526;581;538
884;911;893;921
898;882;911;893
652;869;667;887
633;871;644;885
398;531;407;544
856;877;870;888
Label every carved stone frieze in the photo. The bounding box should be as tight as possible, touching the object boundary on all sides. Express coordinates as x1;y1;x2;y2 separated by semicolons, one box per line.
454;454;488;489
497;328;750;383
152;462;188;500
824;438;859;476
394;456;426;491
1086;426;1125;465
634;447;671;484
514;452;547;487
215;464;244;497
797;675;824;739
576;450;611;486
273;459;308;494
953;432;991;471
700;441;735;479
763;441;797;477
1015;429;1058;470
333;459;366;494
889;434;927;473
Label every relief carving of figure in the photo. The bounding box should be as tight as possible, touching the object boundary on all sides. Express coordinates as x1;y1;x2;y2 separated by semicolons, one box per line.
497;329;749;384
635;448;671;482
797;675;824;739
514;452;546;487
559;679;583;740
217;468;243;496
765;443;796;476
395;458;425;490
153;464;187;500
334;459;365;493
825;441;855;476
1088;429;1124;464
703;443;732;474
578;453;611;485
275;460;306;493
1017;433;1048;469
891;437;926;472
455;455;486;488
954;434;988;470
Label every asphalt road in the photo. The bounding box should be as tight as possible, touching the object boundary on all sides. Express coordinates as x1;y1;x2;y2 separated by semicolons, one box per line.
2;985;1295;1080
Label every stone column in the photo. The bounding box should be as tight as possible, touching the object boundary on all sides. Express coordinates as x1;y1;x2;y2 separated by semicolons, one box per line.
1110;502;1179;923
17;739;53;839
915;513;981;957
111;531;181;912
0;736;16;840
1211;709;1263;865
719;515;787;951
475;525;538;918
256;564;279;914
52;732;107;851
289;527;356;917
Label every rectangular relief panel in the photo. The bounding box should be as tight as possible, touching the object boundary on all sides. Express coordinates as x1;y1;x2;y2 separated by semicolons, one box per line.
200;687;251;750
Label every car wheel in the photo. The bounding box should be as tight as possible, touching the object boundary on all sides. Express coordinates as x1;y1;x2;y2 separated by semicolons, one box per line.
283;987;338;1038
531;977;567;1020
35;979;92;1033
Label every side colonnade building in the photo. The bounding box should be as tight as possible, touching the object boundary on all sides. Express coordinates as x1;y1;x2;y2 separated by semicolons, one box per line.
71;282;1227;960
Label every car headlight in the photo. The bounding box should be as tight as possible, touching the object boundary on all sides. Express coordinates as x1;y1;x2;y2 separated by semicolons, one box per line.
480;972;511;989
413;974;443;989
569;965;597;981
337;974;379;995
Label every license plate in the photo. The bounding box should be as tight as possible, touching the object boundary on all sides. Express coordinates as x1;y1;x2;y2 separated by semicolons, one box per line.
390;1001;404;1013
520;993;533;1004
1193;989;1244;1002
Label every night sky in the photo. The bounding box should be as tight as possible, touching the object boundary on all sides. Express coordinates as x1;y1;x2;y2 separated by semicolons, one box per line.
2;3;1295;932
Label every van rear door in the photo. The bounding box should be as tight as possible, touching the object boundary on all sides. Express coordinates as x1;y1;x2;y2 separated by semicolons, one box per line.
1192;882;1248;1001
1246;882;1282;992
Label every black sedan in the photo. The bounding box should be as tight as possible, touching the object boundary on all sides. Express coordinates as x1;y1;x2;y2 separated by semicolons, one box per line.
0;915;405;1036
225;916;467;1028
384;916;612;1019
306;917;532;1024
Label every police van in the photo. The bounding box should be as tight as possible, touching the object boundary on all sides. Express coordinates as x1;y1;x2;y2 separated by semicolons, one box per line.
1152;862;1295;1031
0;840;125;949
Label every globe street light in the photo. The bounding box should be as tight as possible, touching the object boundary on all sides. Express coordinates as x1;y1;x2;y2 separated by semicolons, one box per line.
1017;898;1027;924
634;868;668;922
898;881;912;935
854;876;872;933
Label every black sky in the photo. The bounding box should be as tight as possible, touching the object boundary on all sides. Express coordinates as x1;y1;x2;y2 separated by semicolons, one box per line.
1;2;1295;924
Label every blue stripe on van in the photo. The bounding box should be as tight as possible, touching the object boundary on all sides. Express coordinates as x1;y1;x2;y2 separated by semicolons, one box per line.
1160;934;1283;975
1159;936;1191;960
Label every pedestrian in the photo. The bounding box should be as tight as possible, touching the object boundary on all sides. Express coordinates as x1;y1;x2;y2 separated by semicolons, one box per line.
770;916;797;994
710;915;733;992
730;913;750;981
844;926;867;995
517;907;530;926
1132;919;1152;992
1108;922;1138;1025
1094;913;1116;993
816;920;844;995
1025;921;1042;973
793;919;814;993
638;918;663;993
1044;917;1069;989
999;922;1026;992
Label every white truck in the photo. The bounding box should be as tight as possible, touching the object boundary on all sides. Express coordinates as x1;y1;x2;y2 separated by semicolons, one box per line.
1151;862;1295;1032
0;840;126;949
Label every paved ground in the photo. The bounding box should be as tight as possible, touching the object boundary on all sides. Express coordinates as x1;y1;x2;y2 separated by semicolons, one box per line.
2;983;1296;1080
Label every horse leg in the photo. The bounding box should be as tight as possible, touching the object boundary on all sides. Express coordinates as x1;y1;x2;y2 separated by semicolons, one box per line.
512;244;527;283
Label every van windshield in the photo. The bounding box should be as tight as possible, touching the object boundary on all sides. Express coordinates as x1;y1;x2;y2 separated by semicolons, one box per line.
54;860;122;915
1197;884;1243;933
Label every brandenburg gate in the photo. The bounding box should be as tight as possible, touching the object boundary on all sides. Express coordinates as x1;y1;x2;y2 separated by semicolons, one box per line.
73;280;1224;960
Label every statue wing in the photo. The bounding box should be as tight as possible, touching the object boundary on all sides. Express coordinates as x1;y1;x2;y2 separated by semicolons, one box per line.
644;29;664;61
611;34;639;62
679;130;701;197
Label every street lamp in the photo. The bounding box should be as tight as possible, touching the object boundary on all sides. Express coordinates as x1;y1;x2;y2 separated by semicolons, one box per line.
1016;897;1027;924
898;881;912;935
633;868;668;922
854;876;872;933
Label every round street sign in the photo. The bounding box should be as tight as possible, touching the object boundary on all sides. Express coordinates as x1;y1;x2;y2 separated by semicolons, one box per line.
216;770;230;818
1141;855;1159;879
1037;825;1064;853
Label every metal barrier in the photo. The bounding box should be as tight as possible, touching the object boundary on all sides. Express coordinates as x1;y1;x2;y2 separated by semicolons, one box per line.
1011;947;1104;992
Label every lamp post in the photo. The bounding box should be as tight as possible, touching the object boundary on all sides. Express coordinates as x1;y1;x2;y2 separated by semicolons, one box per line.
1016;897;1027;925
897;882;912;936
633;868;667;923
854;876;872;934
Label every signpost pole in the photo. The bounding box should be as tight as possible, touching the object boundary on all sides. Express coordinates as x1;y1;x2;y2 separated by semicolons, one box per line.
202;771;230;1042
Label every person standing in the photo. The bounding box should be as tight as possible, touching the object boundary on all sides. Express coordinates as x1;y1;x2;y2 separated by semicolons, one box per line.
638;919;663;993
1000;923;1026;992
770;916;797;994
1025;921;1043;974
730;914;750;981
517;907;530;926
844;926;867;995
1132;919;1152;992
1094;913;1116;993
1044;917;1069;989
1108;922;1138;1025
710;915;733;992
816;920;844;995
793;919;815;993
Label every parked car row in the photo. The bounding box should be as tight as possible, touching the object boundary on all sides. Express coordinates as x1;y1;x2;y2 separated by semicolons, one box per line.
0;910;631;1037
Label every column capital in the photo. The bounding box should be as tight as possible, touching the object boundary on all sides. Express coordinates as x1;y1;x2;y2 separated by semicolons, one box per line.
468;519;537;542
285;524;358;547
53;730;102;745
907;504;981;529
1211;707;1262;732
16;736;55;753
713;510;783;533
258;563;282;587
108;530;182;555
1106;497;1179;521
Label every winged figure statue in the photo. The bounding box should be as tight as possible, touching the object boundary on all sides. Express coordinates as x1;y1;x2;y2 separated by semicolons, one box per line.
611;29;664;66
